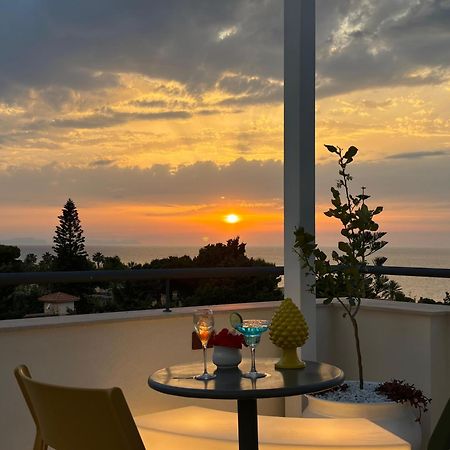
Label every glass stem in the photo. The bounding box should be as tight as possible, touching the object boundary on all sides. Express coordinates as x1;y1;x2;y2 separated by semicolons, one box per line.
202;345;208;375
250;345;257;373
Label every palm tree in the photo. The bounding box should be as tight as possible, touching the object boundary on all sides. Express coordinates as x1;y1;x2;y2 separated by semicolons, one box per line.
24;253;38;267
92;252;105;269
369;256;390;298
39;252;54;271
384;280;403;300
444;292;450;305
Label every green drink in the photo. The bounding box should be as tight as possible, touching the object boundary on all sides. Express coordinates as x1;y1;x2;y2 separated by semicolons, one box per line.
233;318;270;379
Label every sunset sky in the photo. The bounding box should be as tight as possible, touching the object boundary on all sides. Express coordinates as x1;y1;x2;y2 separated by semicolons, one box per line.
0;0;449;248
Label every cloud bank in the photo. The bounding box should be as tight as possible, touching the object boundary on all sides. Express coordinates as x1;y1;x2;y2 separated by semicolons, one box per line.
1;154;449;208
0;158;283;205
1;0;449;106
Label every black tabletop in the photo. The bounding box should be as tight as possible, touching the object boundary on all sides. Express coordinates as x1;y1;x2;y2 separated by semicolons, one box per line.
149;358;344;400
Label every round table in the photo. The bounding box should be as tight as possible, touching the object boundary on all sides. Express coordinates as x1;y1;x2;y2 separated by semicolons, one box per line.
149;358;344;450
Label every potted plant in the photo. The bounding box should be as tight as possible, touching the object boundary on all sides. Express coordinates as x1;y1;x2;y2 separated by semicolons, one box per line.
211;328;245;369
294;145;430;450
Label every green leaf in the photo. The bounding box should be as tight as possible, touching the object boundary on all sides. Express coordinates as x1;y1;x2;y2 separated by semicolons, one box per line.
338;241;352;254
358;204;371;223
325;145;338;154
330;187;340;198
344;146;358;159
294;227;316;248
314;249;327;261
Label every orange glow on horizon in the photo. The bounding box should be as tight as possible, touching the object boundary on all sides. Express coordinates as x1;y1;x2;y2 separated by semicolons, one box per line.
2;198;450;248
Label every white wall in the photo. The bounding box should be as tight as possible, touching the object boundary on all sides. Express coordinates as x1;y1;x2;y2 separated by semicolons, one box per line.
1;299;448;450
316;299;450;443
0;302;282;450
44;301;74;315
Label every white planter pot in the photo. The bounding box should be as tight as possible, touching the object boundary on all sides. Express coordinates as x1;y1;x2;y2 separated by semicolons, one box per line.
303;382;422;450
212;346;242;369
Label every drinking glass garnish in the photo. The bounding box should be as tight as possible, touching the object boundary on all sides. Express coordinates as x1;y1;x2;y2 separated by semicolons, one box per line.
193;309;216;380
230;313;270;379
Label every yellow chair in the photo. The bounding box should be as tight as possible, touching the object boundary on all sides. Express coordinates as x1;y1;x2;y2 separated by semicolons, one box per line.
14;365;146;450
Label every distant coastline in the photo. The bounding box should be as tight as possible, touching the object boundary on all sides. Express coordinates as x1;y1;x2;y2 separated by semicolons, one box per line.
14;244;450;302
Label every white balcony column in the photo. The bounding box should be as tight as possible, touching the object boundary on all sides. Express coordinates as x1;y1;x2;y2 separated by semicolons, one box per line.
284;0;316;415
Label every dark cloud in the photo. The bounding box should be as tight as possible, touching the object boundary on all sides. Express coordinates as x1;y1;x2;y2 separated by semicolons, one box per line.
50;110;192;128
1;155;449;210
361;99;393;109
37;87;81;112
316;0;450;97
218;74;281;97
215;74;283;106
0;0;283;100
0;158;283;205
1;0;448;105
386;150;449;160
316;152;450;204
0;130;62;148
196;109;221;116
131;100;170;108
89;159;116;167
130;99;196;109
216;91;282;107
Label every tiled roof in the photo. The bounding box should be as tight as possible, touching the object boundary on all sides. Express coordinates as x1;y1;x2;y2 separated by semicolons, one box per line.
38;292;80;303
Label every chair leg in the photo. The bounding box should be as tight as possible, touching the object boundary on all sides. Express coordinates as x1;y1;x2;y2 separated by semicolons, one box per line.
33;433;47;450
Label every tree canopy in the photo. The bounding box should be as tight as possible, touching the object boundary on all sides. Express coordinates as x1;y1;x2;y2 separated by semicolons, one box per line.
52;199;90;271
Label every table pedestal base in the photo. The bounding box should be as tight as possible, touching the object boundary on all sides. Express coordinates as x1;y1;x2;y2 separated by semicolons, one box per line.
237;398;258;450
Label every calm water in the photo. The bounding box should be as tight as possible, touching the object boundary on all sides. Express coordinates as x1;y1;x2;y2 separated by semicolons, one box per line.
17;245;450;301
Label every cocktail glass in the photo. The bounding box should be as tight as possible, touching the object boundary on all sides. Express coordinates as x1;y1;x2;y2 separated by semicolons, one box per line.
193;309;216;381
233;319;270;379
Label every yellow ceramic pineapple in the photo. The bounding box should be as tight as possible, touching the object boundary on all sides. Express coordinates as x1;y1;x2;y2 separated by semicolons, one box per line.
269;298;309;369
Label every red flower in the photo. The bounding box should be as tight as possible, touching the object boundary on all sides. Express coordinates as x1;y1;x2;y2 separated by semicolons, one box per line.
212;328;245;349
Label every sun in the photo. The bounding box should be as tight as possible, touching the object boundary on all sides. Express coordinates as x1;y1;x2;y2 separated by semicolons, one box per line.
224;214;240;224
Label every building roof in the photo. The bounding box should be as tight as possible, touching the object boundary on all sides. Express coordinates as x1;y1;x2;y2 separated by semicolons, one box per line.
38;292;80;303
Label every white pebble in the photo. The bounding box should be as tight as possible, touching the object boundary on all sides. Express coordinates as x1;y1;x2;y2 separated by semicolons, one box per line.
315;381;391;403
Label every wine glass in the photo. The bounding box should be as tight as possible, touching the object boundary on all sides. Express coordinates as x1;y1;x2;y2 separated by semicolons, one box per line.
193;309;216;380
233;319;270;379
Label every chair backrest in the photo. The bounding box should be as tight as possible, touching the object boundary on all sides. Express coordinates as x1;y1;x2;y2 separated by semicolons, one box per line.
428;398;450;450
15;365;47;450
15;365;146;450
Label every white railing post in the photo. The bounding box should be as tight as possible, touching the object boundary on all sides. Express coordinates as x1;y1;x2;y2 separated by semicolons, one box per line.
284;0;316;416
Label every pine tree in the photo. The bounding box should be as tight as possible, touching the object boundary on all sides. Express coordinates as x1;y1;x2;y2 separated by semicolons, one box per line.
52;199;90;270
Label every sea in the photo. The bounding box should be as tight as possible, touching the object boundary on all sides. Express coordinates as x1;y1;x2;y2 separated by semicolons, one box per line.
17;245;450;302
